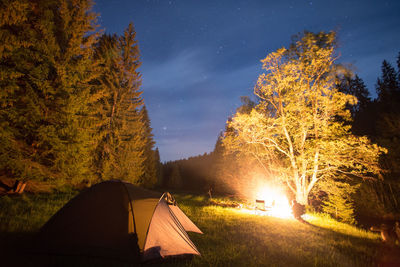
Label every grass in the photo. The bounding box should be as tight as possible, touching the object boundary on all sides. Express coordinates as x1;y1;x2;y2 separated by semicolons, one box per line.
1;191;399;266
0;191;76;233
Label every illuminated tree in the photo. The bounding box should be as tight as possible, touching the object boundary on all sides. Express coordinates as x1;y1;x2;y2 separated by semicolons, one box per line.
224;32;385;205
0;0;100;185
0;0;32;179
93;23;146;184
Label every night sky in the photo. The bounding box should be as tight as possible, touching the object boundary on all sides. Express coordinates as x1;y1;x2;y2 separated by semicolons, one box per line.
93;0;400;162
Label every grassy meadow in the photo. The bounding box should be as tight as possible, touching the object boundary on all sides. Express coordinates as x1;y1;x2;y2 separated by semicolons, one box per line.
1;191;399;266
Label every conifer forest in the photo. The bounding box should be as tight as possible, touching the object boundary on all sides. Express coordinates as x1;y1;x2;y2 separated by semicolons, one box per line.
1;1;400;265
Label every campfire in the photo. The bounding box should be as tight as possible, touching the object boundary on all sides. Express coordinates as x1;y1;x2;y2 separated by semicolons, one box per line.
236;185;293;219
255;186;293;218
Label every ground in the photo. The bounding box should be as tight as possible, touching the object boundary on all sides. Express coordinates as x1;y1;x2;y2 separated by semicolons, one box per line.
0;191;399;266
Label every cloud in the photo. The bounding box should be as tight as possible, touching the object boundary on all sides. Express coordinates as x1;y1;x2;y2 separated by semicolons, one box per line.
141;48;262;161
141;48;211;93
120;0;400;161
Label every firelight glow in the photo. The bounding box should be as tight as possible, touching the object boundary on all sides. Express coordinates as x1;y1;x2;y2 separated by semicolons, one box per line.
255;186;293;219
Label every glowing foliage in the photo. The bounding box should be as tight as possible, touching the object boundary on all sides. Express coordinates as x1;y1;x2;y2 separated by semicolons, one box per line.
0;0;100;184
224;32;385;206
0;2;157;187
93;25;146;184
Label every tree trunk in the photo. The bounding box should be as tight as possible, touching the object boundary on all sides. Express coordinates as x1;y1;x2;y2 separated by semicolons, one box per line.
296;189;308;205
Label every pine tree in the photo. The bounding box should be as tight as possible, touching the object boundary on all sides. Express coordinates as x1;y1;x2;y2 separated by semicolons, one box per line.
0;0;33;180
154;148;162;186
339;75;371;116
49;0;101;185
140;105;157;187
351;53;400;219
211;132;225;192
168;164;182;189
94;23;145;184
337;74;375;136
397;52;400;81
374;57;400;177
0;0;100;185
93;33;121;179
320;178;358;224
376;60;400;108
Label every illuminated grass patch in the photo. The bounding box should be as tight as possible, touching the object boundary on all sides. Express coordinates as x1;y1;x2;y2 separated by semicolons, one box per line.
1;193;398;266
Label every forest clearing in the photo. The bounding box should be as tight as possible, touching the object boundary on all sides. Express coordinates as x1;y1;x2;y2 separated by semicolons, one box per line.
1;190;399;267
1;1;400;266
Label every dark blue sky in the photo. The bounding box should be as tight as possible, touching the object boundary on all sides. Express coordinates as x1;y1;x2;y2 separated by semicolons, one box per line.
93;0;400;162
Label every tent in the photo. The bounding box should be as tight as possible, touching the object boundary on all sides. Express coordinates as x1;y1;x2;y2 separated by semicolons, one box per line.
37;180;203;262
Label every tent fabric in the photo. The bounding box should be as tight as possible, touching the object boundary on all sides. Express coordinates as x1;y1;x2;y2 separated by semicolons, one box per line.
37;180;202;262
131;197;159;250
143;199;200;261
38;181;139;261
169;205;203;234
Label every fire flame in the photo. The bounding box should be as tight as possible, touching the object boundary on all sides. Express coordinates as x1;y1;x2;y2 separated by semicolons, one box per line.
255;186;293;219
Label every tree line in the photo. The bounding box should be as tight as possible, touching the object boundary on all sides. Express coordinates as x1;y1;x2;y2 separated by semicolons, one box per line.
162;32;400;224
340;52;400;222
0;0;159;188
